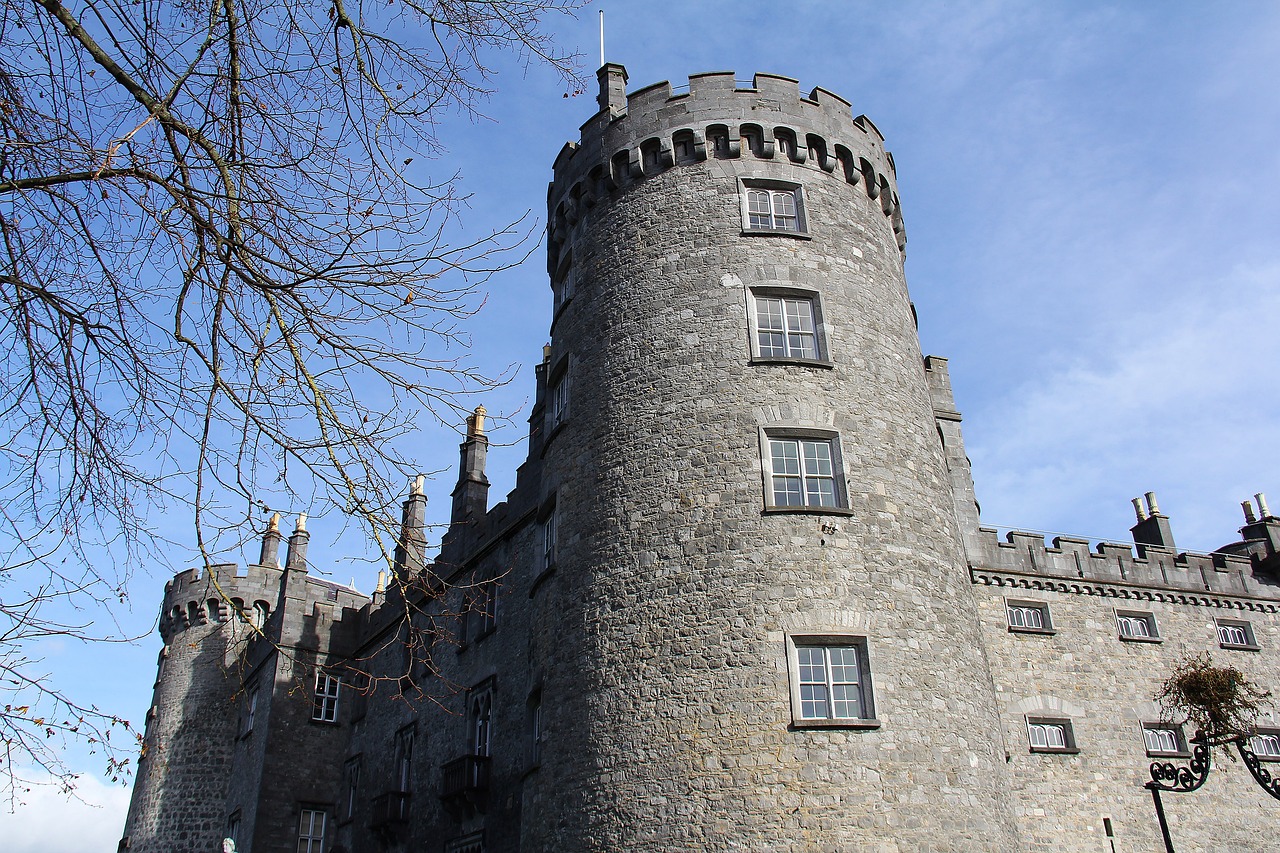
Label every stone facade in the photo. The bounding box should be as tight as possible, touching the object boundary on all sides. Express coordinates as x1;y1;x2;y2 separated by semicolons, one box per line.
120;67;1280;853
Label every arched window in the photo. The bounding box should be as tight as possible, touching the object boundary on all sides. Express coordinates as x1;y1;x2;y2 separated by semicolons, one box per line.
252;601;270;629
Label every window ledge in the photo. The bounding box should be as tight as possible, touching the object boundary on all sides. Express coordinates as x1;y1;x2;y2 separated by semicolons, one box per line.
1030;747;1080;755
791;718;881;730
1147;751;1192;760
1008;626;1056;636
309;718;342;727
741;228;811;240
1118;635;1162;644
749;357;835;369
764;505;855;517
1220;643;1261;652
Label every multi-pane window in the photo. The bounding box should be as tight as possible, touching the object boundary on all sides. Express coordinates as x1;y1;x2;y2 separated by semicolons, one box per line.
342;756;361;822
297;808;326;853
793;642;871;721
1006;602;1051;632
542;509;557;572
528;693;543;766
1143;725;1185;756
242;683;258;736
312;672;340;722
553;268;574;314
548;369;570;429
768;437;839;508
471;689;494;757
1027;718;1076;753
395;724;415;792
466;581;497;641
1252;730;1280;759
1117;611;1159;641
755;295;818;360
746;188;800;232
1217;619;1258;649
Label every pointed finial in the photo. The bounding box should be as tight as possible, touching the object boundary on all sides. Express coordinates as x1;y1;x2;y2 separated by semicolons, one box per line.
295;512;307;532
267;512;280;532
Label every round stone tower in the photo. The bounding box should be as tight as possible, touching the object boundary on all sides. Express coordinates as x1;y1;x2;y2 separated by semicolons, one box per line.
527;67;1018;851
121;522;286;853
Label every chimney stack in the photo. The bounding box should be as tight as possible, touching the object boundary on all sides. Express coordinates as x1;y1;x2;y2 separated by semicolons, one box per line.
259;512;283;567
1130;491;1175;553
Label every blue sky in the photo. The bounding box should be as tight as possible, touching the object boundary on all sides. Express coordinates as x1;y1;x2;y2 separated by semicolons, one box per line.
7;2;1279;846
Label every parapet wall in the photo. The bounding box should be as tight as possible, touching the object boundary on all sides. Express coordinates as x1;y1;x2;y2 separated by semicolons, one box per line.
546;69;906;277
159;562;367;642
970;527;1280;610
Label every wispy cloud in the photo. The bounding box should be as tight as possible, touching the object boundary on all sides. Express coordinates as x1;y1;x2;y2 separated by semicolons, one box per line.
0;771;129;853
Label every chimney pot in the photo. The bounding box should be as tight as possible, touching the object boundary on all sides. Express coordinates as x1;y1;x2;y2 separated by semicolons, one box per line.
1243;500;1258;524
1131;497;1148;522
1256;492;1272;519
1144;491;1160;516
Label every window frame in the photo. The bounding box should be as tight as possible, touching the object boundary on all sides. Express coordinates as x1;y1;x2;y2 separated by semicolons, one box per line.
746;286;832;367
1250;728;1280;761
311;671;341;723
760;429;851;515
1142;723;1190;758
240;681;259;738
1005;599;1055;635
739;179;809;238
297;806;327;853
1026;716;1078;754
1216;618;1260;651
340;755;362;824
546;360;570;434
469;679;496;758
394;723;416;793
786;634;879;729
1115;609;1161;643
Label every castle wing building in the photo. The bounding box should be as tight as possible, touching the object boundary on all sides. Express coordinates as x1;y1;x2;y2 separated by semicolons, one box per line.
121;66;1280;853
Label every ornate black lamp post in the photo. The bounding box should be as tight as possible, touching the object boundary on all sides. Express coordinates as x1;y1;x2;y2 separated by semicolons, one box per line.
1145;731;1280;852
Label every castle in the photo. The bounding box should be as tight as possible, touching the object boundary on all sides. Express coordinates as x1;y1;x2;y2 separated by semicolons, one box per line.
120;66;1280;853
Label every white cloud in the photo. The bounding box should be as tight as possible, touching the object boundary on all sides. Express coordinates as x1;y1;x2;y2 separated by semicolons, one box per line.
0;771;130;853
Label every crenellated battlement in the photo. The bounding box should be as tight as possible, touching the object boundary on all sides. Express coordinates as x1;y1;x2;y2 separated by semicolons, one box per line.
546;67;906;277
969;526;1280;609
158;559;366;641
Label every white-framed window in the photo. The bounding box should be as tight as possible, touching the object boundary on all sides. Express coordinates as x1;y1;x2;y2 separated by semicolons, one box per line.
1116;610;1160;642
553;266;575;315
1143;724;1187;757
297;807;326;853
764;434;845;510
1027;717;1077;754
548;366;570;430
786;635;876;727
741;180;806;234
542;507;558;572
1217;619;1259;650
1251;729;1280;760
752;294;821;361
1006;600;1053;634
241;682;258;737
471;684;494;757
312;671;341;722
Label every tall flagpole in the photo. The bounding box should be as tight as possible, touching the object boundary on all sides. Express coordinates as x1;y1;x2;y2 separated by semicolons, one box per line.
599;9;605;67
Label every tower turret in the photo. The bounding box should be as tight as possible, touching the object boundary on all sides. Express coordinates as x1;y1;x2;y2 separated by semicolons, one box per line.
525;67;1017;850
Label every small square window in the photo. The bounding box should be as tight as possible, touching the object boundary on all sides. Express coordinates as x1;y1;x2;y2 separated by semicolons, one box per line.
1116;610;1160;643
741;180;807;236
1216;619;1259;650
787;636;877;728
312;672;341;723
1027;717;1078;754
1251;729;1280;761
1005;600;1054;634
763;433;848;512
1143;723;1189;757
748;291;829;364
